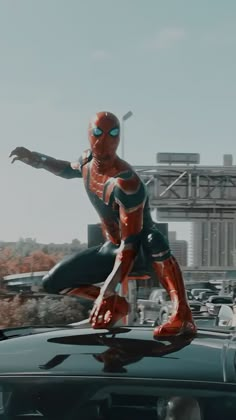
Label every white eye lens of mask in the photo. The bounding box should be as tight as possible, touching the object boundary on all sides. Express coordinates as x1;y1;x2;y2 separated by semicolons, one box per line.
109;128;119;137
93;127;103;136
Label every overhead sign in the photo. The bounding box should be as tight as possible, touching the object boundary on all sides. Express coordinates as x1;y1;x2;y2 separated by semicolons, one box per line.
157;153;200;165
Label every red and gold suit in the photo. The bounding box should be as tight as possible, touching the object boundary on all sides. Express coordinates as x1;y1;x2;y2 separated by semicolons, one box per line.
10;111;196;338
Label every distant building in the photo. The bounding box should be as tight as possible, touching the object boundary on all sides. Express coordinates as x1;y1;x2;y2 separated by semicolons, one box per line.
192;220;236;267
169;231;188;266
3;272;47;292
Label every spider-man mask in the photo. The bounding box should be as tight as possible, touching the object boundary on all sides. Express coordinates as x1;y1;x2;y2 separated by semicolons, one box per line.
88;112;120;161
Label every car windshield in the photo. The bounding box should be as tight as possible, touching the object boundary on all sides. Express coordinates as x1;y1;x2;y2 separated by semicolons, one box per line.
192;289;211;297
162;291;171;301
203;291;217;297
0;378;236;420
210;297;233;304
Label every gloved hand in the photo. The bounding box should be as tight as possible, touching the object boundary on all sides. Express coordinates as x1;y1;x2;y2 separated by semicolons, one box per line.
89;293;130;329
10;147;33;163
9;147;42;167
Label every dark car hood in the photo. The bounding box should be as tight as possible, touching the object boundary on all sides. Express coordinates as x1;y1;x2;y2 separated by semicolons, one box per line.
0;326;235;383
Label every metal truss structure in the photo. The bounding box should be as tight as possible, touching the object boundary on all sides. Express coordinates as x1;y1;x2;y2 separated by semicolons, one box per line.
134;164;236;221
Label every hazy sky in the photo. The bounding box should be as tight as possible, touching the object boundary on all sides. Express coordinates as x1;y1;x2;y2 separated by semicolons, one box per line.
1;0;236;244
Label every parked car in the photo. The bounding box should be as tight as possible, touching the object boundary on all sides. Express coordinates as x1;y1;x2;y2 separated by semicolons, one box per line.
205;295;234;316
137;288;170;324
138;288;204;325
198;290;218;303
157;290;204;325
191;288;214;301
217;304;235;326
0;324;236;419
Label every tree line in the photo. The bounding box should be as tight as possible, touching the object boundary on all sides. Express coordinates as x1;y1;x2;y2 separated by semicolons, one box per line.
0;238;87;281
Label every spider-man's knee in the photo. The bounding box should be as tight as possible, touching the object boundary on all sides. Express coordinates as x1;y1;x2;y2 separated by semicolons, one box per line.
143;228;171;261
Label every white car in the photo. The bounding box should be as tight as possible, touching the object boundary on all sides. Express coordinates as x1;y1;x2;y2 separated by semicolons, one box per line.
205;295;233;316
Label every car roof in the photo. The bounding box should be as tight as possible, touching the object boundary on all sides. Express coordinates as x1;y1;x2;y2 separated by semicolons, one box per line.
192;288;212;293
0;325;236;384
208;295;233;301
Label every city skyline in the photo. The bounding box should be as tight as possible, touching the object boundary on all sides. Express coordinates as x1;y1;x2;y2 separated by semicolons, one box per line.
1;1;236;244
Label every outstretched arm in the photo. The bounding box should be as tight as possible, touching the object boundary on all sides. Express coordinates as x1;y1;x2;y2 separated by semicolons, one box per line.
9;147;82;179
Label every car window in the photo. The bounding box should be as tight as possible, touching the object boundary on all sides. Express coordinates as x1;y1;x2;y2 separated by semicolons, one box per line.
192;289;211;297
0;380;236;420
163;291;171;301
187;291;193;300
210;297;233;304
204;292;217;299
150;290;159;300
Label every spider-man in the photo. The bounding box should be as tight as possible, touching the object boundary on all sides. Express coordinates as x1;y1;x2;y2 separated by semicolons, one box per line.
10;111;196;338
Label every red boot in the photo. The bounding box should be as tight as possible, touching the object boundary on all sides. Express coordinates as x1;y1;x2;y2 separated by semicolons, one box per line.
152;256;197;338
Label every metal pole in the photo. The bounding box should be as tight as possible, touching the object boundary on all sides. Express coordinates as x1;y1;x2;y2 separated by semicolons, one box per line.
121;119;125;160
121;111;133;160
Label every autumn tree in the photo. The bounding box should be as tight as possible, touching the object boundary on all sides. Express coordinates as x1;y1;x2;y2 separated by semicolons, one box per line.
0;237;87;279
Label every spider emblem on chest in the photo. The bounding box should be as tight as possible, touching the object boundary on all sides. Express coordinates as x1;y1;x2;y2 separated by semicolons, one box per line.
88;172;116;205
